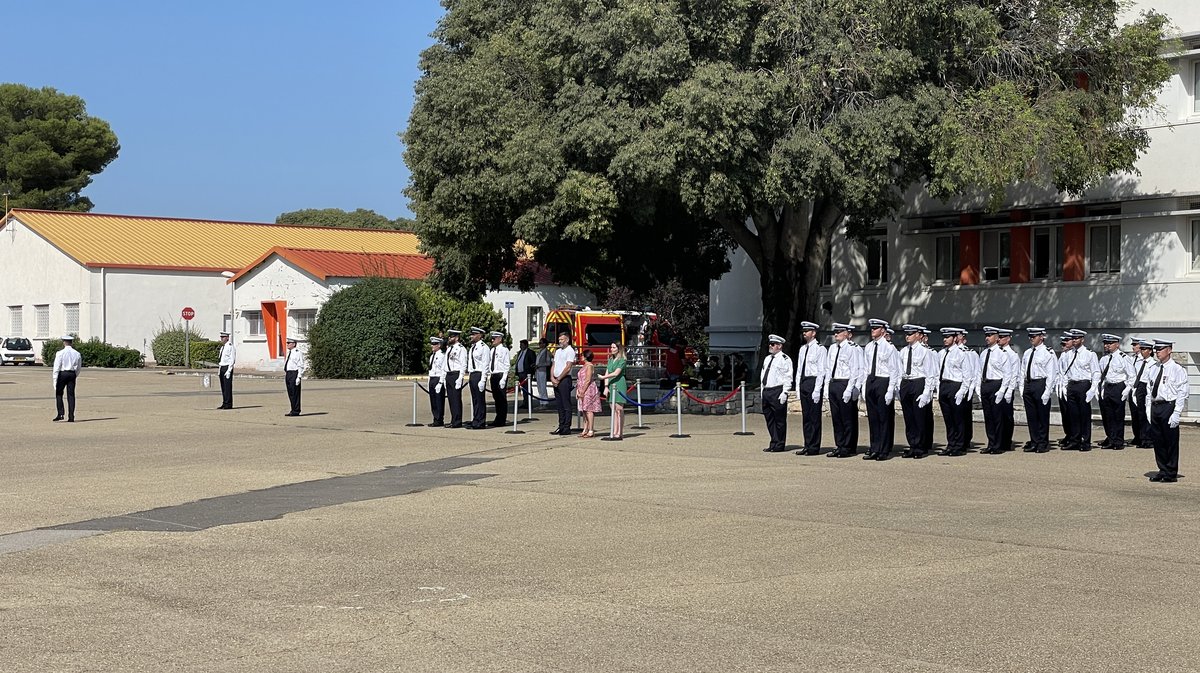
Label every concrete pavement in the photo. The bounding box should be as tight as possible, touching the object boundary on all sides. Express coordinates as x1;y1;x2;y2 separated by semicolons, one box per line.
1;367;1199;671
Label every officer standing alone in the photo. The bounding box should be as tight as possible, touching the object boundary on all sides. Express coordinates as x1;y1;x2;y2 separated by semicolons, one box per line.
52;335;82;422
217;331;235;410
427;336;447;427
793;322;828;456
282;336;306;416
487;331;510;426
760;334;793;453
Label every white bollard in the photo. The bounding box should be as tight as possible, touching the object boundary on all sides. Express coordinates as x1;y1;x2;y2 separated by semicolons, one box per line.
506;381;524;434
405;380;423;427
632;379;648;430
670;382;689;438
734;382;754;435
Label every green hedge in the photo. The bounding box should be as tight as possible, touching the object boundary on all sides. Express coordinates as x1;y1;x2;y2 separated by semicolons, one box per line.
308;278;424;378
42;337;144;368
412;284;506;370
152;324;219;367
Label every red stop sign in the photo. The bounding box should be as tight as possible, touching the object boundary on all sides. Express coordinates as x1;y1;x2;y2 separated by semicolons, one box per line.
181;307;195;321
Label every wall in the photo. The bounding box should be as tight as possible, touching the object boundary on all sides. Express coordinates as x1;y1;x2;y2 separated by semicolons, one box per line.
0;220;93;357
231;256;341;368
103;269;231;357
484;284;596;344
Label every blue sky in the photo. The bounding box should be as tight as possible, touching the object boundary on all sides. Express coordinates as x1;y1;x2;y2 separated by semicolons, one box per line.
6;1;445;222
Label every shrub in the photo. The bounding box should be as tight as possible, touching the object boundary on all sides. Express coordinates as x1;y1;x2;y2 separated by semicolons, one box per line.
42;336;143;368
42;338;63;364
412;284;505;369
151;322;215;366
307;277;425;378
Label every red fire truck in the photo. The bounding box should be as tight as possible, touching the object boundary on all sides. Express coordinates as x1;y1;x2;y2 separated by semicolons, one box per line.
540;306;691;372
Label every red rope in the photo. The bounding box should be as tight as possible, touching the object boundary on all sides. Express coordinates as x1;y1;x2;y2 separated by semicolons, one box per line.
681;386;743;406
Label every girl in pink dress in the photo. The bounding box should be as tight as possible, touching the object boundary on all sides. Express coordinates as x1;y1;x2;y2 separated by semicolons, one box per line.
576;350;602;437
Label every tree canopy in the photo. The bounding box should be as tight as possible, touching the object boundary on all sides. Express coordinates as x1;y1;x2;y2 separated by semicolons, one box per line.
404;0;1173;348
0;83;120;211
276;207;415;231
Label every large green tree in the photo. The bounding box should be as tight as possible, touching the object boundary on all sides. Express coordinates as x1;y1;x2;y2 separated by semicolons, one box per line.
276;207;416;230
0;83;119;211
405;0;1172;349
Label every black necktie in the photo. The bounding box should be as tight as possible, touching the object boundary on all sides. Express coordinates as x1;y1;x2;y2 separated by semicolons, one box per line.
800;345;808;379
491;348;497;370
762;354;775;387
983;349;991;379
939;349;948;379
1066;350;1079;375
285;350;291;370
905;347;912;376
1152;364;1164;398
870;343;878;377
1137;358;1147;383
1025;348;1034;382
430;353;435;370
831;344;841;379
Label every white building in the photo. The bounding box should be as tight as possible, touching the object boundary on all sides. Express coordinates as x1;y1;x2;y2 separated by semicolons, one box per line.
0;210;591;369
709;1;1200;409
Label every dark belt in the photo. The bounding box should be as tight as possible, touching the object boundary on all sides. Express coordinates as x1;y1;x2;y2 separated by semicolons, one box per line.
1152;400;1172;407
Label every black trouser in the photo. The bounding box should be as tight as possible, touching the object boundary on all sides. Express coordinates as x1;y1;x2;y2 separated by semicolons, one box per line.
797;376;821;451
555;376;574;432
428;376;445;424
1065;380;1092;447
828;379;857;453
490;373;508;425
469;371;486;427
446;371;463;426
939;380;965;452
1023;379;1050;451
1149;401;1179;477
219;365;233;408
1130;382;1148;444
1099;382;1126;447
55;370;77;420
761;384;787;450
980;379;1013;451
1058;385;1073;443
864;375;894;455
961;389;974;447
285;370;302;414
899;378;927;454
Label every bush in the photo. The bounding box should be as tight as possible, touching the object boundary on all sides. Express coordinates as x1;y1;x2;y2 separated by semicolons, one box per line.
412;284;505;369
151;323;217;367
42;336;143;368
308;278;425;378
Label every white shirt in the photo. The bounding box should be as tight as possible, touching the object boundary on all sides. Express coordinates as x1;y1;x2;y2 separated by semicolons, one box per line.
468;339;491;376
428;349;448;380
1098;350;1134;386
1131;354;1153;388
978;344;1018;396
826;340;866;389
861;338;899;391
1061;346;1101;385
552;344;576;379
759;350;793;389
1143;358;1189;416
1019;344;1059;394
489;344;510;385
897;342;938;398
52;345;82;380
445;342;467;377
936;346;973;384
283;346;306;380
218;341;236;367
794;340;828;393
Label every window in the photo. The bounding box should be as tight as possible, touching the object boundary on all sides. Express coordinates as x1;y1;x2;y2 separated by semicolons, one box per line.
935;234;960;282
290;309;317;337
245;310;264;337
585;324;622;346
1193;219;1200;271
527;306;543;342
1033;226;1064;280
34;304;49;338
981;230;1011;281
1089;223;1121;274
63;303;80;334
1194;62;1200;114
8;306;21;336
864;236;887;286
223;313;232;334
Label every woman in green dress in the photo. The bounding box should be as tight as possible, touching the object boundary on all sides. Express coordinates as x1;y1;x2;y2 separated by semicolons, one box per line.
599;342;628;441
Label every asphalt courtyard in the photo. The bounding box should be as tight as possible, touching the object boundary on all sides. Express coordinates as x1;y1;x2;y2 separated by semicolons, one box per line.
1;366;1199;672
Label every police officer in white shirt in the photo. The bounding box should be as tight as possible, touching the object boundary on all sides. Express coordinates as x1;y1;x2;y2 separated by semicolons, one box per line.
487;331;511;427
1061;328;1101;451
995;328;1020;452
1055;333;1074;445
825;323;865;457
897;325;937;458
282;336;306;416
217;330;236;410
936;327;973;456
1142;340;1189;482
52;335;82;422
427;336;448;427
1128;339;1155;448
793;321;828;456
862;318;899;460
1097;333;1134;449
466;326;491;429
444;329;468;428
954;329;979;449
978;326;1018;454
760;334;794;453
1020;328;1059;453
549;331;576;435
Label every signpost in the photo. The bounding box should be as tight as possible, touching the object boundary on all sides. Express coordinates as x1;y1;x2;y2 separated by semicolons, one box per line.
182;307;195;368
504;301;514;334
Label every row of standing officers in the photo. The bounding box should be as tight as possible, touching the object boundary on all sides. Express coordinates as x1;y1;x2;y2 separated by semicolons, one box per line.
759;321;1189;483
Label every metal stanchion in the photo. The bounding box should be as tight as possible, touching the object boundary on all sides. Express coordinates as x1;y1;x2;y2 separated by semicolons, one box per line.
733;382;754;435
669;382;689;438
506;381;524;435
405;381;423;427
525;378;534;422
632;379;649;430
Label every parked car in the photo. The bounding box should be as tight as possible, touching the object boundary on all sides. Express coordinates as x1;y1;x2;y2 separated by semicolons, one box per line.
0;337;37;365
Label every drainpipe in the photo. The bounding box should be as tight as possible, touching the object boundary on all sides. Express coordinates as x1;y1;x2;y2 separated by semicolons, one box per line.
101;267;107;343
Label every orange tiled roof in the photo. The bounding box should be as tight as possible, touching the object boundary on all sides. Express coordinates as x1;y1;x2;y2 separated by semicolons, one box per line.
5;209;421;271
230;247;434;282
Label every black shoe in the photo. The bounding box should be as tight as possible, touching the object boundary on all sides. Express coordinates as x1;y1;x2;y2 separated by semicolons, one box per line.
900;450;914;458
600;436;623;441
1150;474;1178;483
862;452;876;460
428;421;444;427
1036;447;1050;453
911;452;926;459
874;452;890;461
1078;444;1092;452
448;424;463;429
1022;445;1037;453
1098;440;1112;449
827;449;854;458
67;418;75;422
285;412;299;417
52;416;63;422
549;429;562;435
936;449;953;456
763;446;786;453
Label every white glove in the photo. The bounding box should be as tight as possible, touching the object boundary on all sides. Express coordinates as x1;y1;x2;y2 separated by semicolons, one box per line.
778;392;788;405
500;378;508;390
1120;388;1130;402
1004;391;1014;403
435;382;444;394
1085;388;1097;404
811;391;821;404
1146;406;1152;423
841;389;852;404
1169;413;1181;429
455;377;465;390
1041;392;1051;405
296;375;302;385
917;393;929;408
954;389;965;406
476;379;486;392
994;391;1003;404
225;370;232;380
1130;393;1139;407
884;390;894;405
